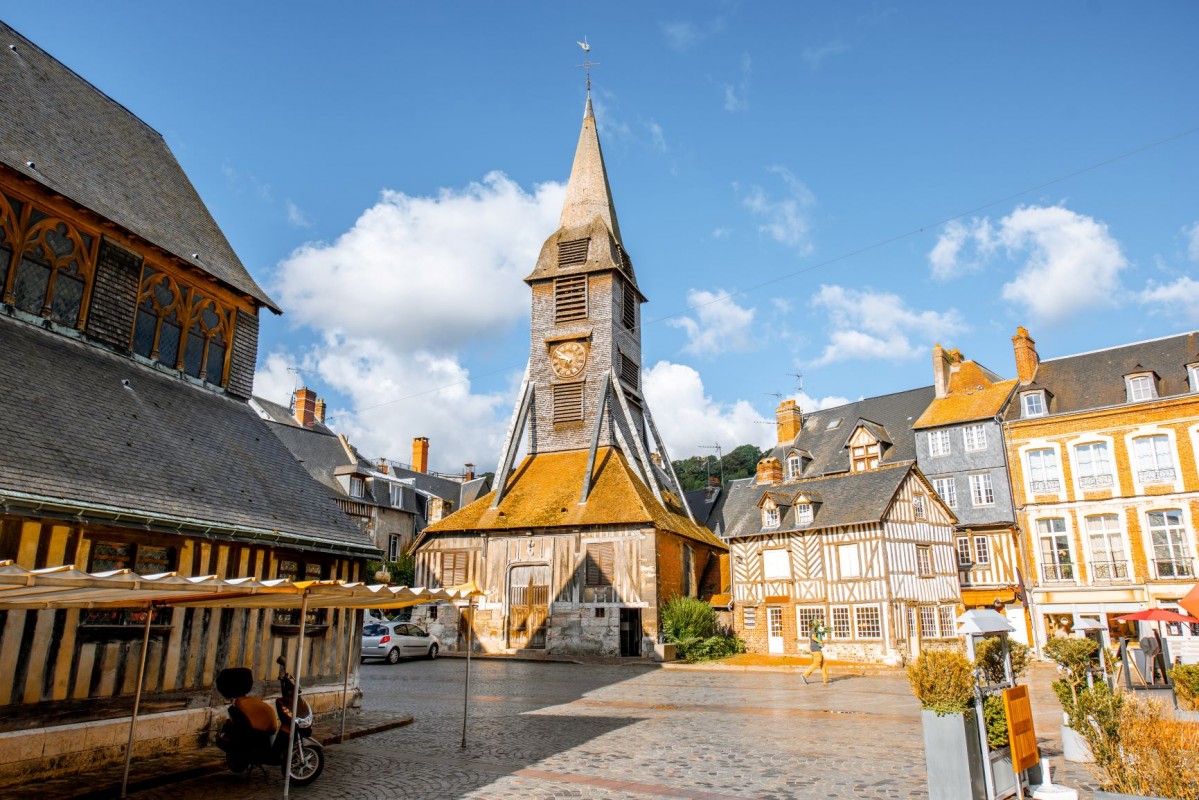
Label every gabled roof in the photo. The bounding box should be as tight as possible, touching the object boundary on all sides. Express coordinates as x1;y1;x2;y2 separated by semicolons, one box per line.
684;486;722;527
1007;330;1199;420
771;385;934;477
416;447;725;550
0;22;278;312
848;419;891;447
0;315;374;555
719;463;916;539
914;360;1017;429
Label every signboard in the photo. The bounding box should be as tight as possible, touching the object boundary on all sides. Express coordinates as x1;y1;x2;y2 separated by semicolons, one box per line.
1002;685;1039;773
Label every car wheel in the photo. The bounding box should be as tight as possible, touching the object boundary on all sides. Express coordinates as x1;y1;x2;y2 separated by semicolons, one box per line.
427;643;438;660
386;647;401;664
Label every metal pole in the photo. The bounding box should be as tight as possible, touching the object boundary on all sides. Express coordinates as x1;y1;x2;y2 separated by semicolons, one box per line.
120;603;155;798
459;598;474;749
283;592;309;800
339;608;356;743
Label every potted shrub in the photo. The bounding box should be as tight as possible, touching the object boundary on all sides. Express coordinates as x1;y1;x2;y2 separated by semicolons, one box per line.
1043;637;1101;762
908;648;986;800
1088;692;1198;800
1170;663;1199;722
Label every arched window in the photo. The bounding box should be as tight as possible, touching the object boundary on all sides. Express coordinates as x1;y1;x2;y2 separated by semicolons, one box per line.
132;266;234;387
0;193;21;297
1;202;95;328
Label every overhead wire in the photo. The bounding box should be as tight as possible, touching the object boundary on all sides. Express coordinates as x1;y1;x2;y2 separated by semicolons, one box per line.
334;123;1199;419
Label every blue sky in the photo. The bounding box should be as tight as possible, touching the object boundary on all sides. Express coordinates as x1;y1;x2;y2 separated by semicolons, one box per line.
9;3;1199;472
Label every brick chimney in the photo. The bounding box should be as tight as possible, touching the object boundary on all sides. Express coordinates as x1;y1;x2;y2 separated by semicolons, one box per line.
756;456;782;485
1012;327;1040;385
314;398;326;424
464;463;475;481
411;437;429;474
293;388;317;428
776;399;802;444
376;458;389;475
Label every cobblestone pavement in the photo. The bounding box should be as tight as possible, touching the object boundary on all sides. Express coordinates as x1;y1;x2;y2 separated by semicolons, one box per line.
136;659;1100;800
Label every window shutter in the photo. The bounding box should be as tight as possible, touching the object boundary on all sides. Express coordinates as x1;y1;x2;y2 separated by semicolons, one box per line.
554;275;588;323
443;551;469;585
622;281;636;330
620;353;639;389
586;543;614;586
553;382;584;423
557;238;589;267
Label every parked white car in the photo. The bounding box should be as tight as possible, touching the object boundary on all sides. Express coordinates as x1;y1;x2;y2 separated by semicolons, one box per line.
361;621;439;664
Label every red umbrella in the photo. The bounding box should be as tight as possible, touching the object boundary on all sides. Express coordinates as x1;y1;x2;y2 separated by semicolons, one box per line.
1115;608;1196;624
1182;584;1199;620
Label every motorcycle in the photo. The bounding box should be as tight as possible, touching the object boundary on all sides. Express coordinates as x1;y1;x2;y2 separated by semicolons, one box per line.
214;655;325;786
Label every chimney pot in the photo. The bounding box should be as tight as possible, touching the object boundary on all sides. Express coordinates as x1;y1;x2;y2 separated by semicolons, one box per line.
756;456;783;486
464;463;475;481
314;398;326;424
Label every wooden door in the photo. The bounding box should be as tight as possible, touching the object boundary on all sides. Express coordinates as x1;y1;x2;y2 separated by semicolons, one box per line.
619;608;642;657
508;565;550;649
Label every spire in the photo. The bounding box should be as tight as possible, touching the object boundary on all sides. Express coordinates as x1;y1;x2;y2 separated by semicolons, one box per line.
558;96;622;243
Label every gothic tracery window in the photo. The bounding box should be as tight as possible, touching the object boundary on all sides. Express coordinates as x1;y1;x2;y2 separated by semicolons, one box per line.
1;195;96;328
132;266;234;387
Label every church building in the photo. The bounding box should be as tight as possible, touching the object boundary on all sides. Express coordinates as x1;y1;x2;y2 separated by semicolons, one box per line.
411;95;727;657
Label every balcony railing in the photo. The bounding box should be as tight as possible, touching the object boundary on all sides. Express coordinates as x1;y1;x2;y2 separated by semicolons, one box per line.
1041;563;1075;582
1078;474;1114;489
1089;560;1129;582
1139;467;1176;484
1030;479;1061;493
1153;559;1195;580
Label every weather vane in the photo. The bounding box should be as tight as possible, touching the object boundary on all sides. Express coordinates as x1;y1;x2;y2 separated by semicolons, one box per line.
576;36;599;94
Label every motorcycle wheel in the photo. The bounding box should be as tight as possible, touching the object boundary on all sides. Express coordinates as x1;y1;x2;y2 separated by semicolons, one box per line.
283;739;324;786
225;750;249;774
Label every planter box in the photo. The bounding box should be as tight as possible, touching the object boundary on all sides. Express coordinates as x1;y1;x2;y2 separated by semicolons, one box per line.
921;710;986;800
1060;724;1093;763
653;643;676;662
989;747;1016;799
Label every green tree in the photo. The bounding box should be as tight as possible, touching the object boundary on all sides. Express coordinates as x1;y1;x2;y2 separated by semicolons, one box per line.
671;444;767;492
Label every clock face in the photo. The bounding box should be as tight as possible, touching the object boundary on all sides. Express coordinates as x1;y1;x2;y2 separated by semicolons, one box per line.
550;341;587;379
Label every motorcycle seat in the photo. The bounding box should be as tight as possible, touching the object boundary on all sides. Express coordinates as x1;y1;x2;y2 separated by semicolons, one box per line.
233;696;279;733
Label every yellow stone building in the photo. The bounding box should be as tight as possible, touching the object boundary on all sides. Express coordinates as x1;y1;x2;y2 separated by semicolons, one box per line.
1004;327;1199;658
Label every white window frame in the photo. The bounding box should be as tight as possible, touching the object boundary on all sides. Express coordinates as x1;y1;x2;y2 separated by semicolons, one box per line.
956;537;973;567
933;477;957;510
796;606;824;638
1189;363;1199;393
854;605;882;639
1146;509;1193;580
919;605;938;638
963;424;987;451
1026;447;1062;493
786;454;802;481
1022;391;1047;418
831;605;852;639
838;543;861;579
349;475;365;499
390;483;404;507
794;503;813;524
973;535;991;565
762;504;780;528
1037;517;1074;582
387;534;403;562
1132;434;1176;485
1126;374;1156;403
1074;441;1115;490
969;473;994;506
1084;514;1128;582
912;494;926;520
762;548;791;580
928;429;951;457
939;605;957;638
916;545;933;577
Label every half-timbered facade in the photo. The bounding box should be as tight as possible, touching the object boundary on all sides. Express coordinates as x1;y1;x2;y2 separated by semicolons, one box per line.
1004;327;1199;660
912;345;1030;643
713;390;960;665
411;95;726;657
0;23;375;784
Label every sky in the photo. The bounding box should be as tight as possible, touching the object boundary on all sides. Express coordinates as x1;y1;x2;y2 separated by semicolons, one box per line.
8;3;1199;473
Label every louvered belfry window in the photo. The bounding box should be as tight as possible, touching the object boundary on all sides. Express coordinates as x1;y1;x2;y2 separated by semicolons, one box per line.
553;382;585;423
557;238;589;267
622;281;636;330
441;550;469;586
586;542;614;586
554;275;588;323
620;353;639;389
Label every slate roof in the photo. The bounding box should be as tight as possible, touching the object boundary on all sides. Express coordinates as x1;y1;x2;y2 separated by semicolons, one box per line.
1008;330;1199;420
915;360;1017;429
265;423;360;498
0;21;278;312
718;463;915;539
771;385;935;476
418;447;726;549
684;487;723;527
0;314;374;555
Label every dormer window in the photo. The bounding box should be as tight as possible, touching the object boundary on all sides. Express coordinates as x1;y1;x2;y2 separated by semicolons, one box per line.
349;476;365;498
795;503;813;524
786;452;802;480
852;443;880;472
1021;391;1047;418
1189;363;1199;393
762;505;780;528
1125;373;1156;403
390;484;405;507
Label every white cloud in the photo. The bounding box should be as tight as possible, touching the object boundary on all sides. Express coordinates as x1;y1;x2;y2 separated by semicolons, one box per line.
662;21;703;51
669;289;756;356
802;39;850;69
740;165;816;253
285;200;311;228
788;391;853;413
1139;276;1199;324
647;121;667;152
252;351;301;406
1184;221;1199;262
273;172;563;352
642;361;775;456
930;205;1126;322
711;227;732;239
810;285;965;365
722;53;752;112
263;172;564;471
